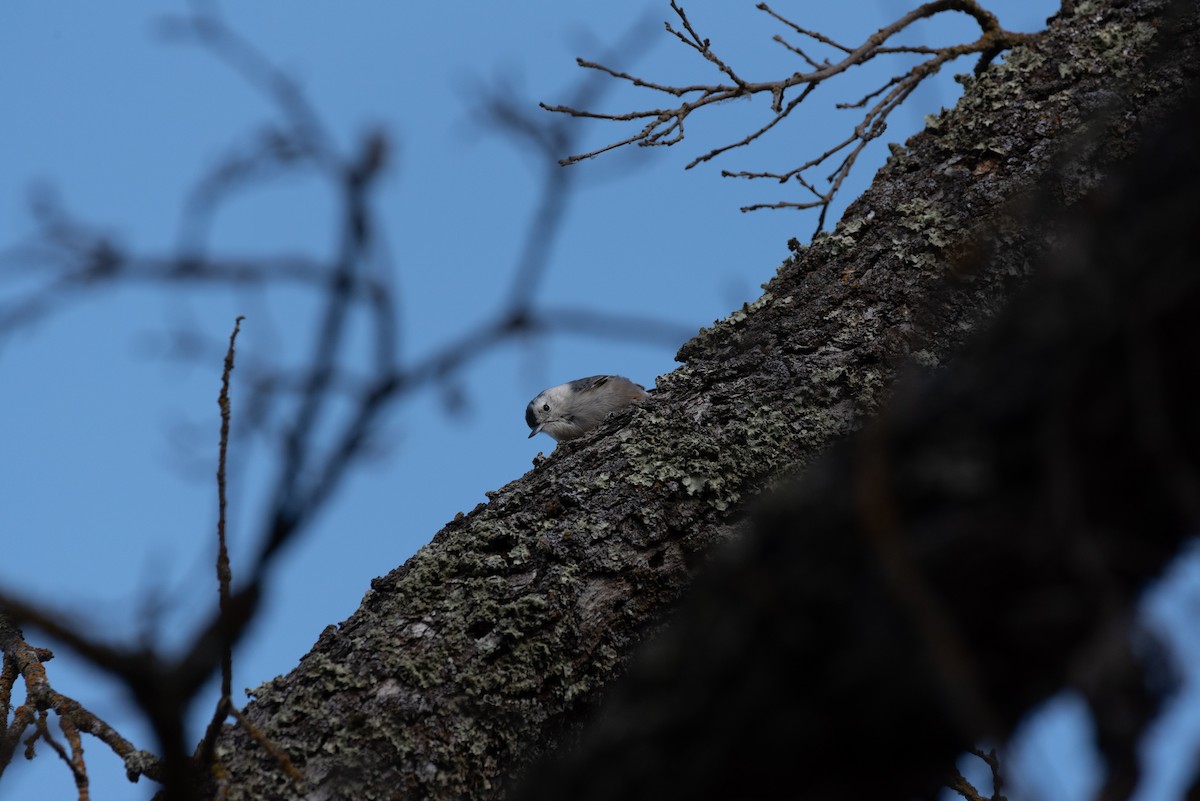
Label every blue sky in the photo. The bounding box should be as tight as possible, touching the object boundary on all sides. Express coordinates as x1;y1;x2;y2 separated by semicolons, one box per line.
3;2;1196;799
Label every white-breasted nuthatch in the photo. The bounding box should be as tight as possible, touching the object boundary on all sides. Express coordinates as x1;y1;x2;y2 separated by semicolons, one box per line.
526;375;650;442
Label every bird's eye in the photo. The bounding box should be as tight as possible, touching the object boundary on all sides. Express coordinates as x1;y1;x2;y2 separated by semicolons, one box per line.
543;404;550;411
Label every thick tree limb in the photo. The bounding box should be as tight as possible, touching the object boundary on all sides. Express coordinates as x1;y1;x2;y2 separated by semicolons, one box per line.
513;47;1200;801
205;1;1200;798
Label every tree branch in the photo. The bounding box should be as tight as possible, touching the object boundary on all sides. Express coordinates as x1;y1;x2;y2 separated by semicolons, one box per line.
542;1;1035;232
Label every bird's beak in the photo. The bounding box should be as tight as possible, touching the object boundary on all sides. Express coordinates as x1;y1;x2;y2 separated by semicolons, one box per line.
528;424;543;439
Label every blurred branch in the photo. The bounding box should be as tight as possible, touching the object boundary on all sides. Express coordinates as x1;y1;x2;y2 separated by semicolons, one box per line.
0;3;690;798
159;0;336;171
475;13;656;307
542;0;1035;232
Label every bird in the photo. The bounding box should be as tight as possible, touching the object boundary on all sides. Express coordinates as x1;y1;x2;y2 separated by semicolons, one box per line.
525;375;650;442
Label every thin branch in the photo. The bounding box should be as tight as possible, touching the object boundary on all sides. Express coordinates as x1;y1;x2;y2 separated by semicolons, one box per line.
771;35;823;71
947;748;1007;801
195;316;244;770
158;3;336;170
664;0;747;89
971;747;1006;801
686;85;813;169
757;2;854;54
35;712;89;800
544;0;1035;232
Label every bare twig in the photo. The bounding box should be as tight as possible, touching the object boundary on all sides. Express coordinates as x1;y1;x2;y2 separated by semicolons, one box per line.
34;711;89;799
159;0;336;171
542;0;1035;233
195;316;243;771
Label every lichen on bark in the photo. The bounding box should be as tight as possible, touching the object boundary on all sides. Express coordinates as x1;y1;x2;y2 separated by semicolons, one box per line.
209;2;1200;798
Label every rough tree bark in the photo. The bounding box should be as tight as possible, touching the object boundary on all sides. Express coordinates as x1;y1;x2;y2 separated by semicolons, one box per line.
207;1;1200;799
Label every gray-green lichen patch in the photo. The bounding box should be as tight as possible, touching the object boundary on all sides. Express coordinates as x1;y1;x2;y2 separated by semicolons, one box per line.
893;198;952;259
621;400;819;512
721;291;775;325
1058;17;1157;81
820;230;861;259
